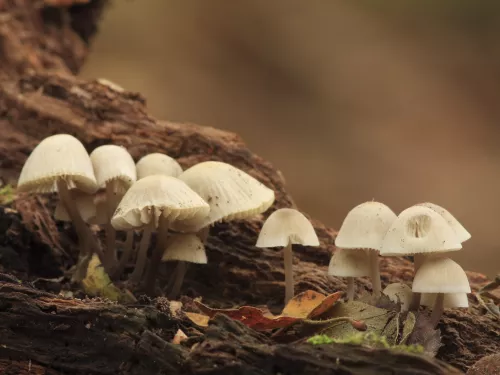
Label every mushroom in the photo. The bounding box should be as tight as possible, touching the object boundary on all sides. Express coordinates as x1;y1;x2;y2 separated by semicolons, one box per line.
420;292;469;310
416;202;471;243
17;134;102;280
173;161;275;239
136;153;183;180
111;175;209;294
54;191;97;223
256;208;319;304
380;205;462;309
328;248;370;301
335;201;397;297
161;233;207;298
90;145;136;269
382;283;413;312
412;257;471;327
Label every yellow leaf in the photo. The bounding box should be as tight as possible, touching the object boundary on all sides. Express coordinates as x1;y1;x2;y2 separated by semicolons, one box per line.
185;312;210;327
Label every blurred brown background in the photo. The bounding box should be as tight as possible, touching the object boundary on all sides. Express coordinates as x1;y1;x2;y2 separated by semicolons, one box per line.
81;0;500;278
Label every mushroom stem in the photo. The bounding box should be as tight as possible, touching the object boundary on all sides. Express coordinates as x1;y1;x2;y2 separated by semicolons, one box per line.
57;180;104;278
368;249;381;297
409;253;426;310
103;180;118;268
168;261;187;299
129;222;153;284
197;226;210;242
111;230;134;279
346;277;355;301
430;293;445;328
283;240;294;304
144;215;170;295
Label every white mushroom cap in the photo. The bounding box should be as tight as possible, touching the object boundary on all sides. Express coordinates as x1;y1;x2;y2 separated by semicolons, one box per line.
335;201;397;251
17;134;98;194
256;208;319;248
327;248;370;277
421;292;469;309
136;153;183;180
176;161;275;231
110;175;209;231
380;206;462;256
90;145;136;192
54;192;97;223
412;257;471;294
382;283;413;311
416;202;471;243
161;234;207;264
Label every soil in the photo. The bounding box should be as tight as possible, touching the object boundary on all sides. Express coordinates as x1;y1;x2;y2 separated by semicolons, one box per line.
0;1;498;374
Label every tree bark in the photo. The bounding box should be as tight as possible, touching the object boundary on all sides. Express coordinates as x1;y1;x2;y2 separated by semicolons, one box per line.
0;1;497;374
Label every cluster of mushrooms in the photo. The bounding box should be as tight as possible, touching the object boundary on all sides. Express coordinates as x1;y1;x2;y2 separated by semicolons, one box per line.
329;201;471;327
16;134;470;327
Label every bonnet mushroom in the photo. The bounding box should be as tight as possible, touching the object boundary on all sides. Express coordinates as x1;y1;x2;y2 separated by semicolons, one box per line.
380;205;462;309
420;292;469;311
161;233;207;298
136;153;183;180
335;201;397;297
111;175;209;294
256;208;319;304
173;161;275;239
412;257;470;327
328;249;370;301
382;283;413;312
90;145;136;268
17;134;102;280
416;202;471;243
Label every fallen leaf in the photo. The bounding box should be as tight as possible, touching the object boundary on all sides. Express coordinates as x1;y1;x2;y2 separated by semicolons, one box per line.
81;254;136;303
185;312;210;327
172;329;188;344
400;312;416;345
382;313;400;346
406;313;442;357
169;301;183;318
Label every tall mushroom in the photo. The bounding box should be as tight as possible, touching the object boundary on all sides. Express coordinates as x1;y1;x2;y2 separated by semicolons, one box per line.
416;202;471;243
111;175;209;295
335;201;397;297
380;205;462;309
161;233;207;298
256;208;319;304
328;248;370;301
412;257;471;327
90;145;136;269
17;134;101;280
136;153;183;180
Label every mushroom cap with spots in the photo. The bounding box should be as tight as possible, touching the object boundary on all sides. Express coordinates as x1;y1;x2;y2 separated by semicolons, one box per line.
174;161;275;231
380;206;462;256
17;134;98;194
415;202;471;243
335;201;397;251
136;153;183;180
328;248;370;277
90;145;136;192
110;175;210;231
420;292;469;309
161;233;207;264
256;208;319;248
412;257;471;294
382;283;413;311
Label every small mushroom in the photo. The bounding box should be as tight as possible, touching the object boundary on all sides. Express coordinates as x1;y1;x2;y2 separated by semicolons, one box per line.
420;292;469;310
173;161;275;237
17;134;101;280
416;202;470;243
90;145;136;269
136;153;183;180
161;233;207;299
335;201;397;297
256;208;319;304
380;205;462;309
328;249;370;301
54;191;97;223
111;175;209;295
382;283;413;311
412;257;471;327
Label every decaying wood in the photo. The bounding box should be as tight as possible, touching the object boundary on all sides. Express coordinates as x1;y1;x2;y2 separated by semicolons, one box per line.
0;1;498;374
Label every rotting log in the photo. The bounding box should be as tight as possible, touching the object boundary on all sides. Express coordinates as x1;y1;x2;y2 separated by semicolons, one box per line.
0;1;498;374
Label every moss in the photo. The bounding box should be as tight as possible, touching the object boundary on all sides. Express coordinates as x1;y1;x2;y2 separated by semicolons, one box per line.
0;185;15;205
307;332;424;354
